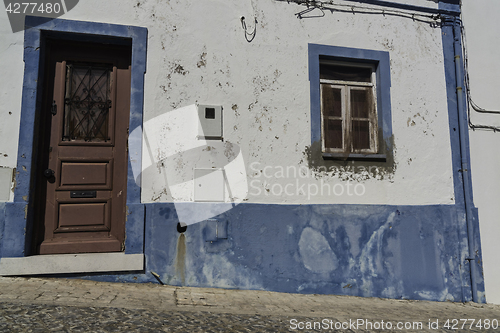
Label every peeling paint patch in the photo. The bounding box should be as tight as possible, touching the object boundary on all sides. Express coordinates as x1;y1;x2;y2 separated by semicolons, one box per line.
359;212;396;296
232;104;239;117
303;140;396;181
197;52;207;68
299;227;338;273
173;64;187;75
223;142;236;160
201;255;262;290
151;188;168;202
11;168;16;193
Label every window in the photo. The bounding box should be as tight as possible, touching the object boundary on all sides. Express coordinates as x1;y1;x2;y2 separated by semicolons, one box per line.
63;64;113;142
320;61;378;154
308;44;392;160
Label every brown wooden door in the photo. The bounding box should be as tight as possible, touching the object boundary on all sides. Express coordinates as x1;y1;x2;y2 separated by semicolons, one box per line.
39;61;131;255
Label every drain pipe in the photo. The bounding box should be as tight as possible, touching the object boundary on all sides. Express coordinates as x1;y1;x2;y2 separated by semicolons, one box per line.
452;18;478;303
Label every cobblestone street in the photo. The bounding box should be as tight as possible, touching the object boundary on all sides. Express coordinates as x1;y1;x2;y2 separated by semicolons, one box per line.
0;302;294;333
1;277;500;332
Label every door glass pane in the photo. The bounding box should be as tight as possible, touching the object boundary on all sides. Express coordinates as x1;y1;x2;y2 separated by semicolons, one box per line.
324;119;343;149
322;85;342;117
63;64;112;142
351;89;371;118
352;120;370;150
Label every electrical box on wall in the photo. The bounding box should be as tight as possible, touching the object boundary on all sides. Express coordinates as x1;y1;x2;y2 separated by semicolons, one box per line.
203;219;228;242
198;104;222;140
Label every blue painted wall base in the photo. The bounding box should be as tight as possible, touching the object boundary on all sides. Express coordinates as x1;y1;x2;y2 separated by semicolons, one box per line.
143;203;479;302
2;203;28;258
0;202;483;302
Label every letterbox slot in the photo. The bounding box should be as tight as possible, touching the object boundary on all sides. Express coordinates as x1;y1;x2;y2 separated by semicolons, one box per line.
70;191;97;198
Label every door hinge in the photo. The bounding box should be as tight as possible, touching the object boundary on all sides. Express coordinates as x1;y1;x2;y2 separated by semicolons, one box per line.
51;100;57;115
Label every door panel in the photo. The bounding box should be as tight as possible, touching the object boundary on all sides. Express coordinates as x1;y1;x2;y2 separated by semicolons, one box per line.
60;162;109;186
59;161;112;189
38;60;130;255
58;202;109;229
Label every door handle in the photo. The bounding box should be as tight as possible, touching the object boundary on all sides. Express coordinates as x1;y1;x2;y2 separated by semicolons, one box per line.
44;168;55;179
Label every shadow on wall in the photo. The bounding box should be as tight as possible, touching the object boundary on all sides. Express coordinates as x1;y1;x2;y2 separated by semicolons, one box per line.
129;104;248;225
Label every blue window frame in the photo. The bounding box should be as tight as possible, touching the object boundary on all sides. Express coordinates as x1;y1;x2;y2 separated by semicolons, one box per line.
308;44;393;160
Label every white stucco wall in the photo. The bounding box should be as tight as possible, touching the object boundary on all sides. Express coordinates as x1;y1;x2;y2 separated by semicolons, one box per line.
0;0;455;206
0;12;23;202
462;0;500;305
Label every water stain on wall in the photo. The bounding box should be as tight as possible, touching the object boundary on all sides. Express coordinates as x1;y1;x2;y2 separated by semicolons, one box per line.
303;138;396;181
175;233;186;285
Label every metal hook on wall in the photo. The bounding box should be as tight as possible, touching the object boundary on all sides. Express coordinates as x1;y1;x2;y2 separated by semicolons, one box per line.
241;16;257;43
